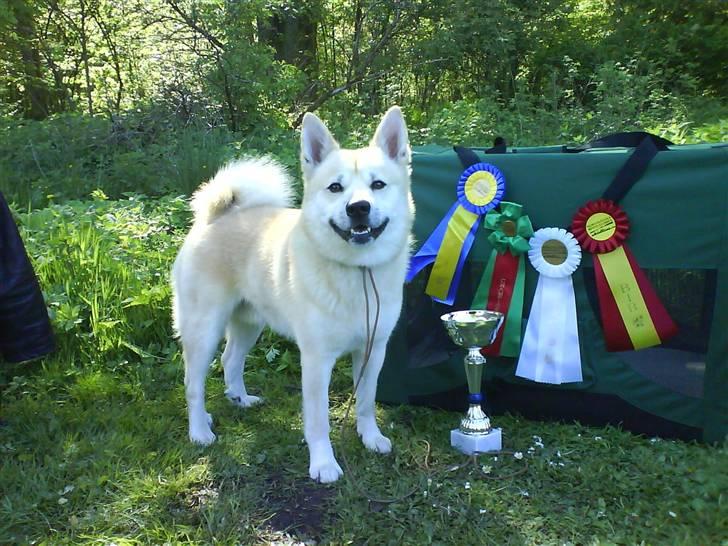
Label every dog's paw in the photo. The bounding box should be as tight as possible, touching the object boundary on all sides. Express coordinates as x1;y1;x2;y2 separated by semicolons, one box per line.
309;458;343;483
189;413;216;445
361;432;392;454
189;426;216;446
226;393;263;408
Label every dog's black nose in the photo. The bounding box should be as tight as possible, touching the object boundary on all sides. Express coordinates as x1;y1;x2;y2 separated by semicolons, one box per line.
346;200;371;218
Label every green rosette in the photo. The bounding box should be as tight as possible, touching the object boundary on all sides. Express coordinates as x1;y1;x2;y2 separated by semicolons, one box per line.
472;202;534;357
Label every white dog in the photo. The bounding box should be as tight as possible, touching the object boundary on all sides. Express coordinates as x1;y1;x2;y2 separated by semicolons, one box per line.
171;107;413;482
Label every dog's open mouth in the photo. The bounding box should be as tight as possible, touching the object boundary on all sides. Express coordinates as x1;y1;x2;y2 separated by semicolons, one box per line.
329;219;389;244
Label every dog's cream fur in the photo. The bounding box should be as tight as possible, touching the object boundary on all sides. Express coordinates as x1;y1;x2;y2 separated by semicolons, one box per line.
172;107;413;482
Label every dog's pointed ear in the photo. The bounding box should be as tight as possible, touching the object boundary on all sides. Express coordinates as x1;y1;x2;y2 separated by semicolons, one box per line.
372;106;410;165
301;112;339;177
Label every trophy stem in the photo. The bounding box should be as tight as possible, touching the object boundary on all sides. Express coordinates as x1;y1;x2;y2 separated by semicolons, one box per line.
460;346;492;435
464;347;486;395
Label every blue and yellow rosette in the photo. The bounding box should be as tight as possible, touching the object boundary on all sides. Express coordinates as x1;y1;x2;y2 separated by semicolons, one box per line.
407;163;505;305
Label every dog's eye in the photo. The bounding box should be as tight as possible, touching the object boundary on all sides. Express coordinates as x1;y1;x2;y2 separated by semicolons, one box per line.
327;182;343;193
371;180;386;190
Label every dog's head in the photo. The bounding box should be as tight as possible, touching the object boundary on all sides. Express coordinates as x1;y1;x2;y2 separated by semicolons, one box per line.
299;106;413;267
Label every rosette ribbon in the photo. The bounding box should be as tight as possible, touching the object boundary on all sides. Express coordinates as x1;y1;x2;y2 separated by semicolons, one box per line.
406;163;505;304
471;202;533;357
572;199;678;351
516;228;583;384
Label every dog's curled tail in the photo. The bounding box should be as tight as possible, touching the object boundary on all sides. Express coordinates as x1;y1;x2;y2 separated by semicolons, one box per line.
190;157;294;224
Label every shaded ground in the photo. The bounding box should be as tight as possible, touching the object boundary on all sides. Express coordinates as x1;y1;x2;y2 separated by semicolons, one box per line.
263;473;335;542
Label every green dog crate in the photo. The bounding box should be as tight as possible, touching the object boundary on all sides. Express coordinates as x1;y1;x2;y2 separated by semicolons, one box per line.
378;137;728;443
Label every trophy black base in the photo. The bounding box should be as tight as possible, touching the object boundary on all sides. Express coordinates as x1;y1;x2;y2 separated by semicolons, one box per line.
451;428;502;455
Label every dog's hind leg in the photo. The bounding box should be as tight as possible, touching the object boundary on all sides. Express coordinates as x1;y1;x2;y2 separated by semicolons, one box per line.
352;341;392;454
180;307;229;445
222;304;264;408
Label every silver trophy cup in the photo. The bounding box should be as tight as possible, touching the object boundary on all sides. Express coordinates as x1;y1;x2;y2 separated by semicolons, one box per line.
441;309;505;454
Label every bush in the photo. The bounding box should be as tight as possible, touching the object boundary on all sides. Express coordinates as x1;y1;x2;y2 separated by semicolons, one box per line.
0;113;236;208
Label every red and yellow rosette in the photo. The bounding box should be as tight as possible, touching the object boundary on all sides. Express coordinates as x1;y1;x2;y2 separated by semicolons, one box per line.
572;199;677;352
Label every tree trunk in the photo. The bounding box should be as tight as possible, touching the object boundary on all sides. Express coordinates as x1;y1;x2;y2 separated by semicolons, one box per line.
15;4;50;119
79;0;94;115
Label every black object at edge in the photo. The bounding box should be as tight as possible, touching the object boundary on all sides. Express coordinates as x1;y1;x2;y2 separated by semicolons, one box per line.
0;191;55;363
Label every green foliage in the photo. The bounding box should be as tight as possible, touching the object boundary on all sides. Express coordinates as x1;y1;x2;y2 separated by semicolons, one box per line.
0;198;726;544
2;0;725;135
0;112;236;208
1;4;726;542
17;195;189;365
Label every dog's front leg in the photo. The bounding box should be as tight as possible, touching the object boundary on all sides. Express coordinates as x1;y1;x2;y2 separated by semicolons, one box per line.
352;341;392;454
301;349;343;483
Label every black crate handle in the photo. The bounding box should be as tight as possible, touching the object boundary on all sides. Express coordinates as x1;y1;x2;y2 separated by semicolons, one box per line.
565;131;673;153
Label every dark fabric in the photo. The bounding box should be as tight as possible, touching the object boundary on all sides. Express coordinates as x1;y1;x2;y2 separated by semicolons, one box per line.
0;192;55;363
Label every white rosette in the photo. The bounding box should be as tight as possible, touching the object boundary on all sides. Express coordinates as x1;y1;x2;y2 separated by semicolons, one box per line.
516;228;583;384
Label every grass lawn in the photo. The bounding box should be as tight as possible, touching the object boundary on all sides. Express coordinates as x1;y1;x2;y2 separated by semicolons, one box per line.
1;197;726;545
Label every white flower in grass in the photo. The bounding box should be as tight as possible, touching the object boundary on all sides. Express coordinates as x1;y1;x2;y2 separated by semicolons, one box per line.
594;436;603;441
520;490;530;497
464;481;471;490
513;452;524;460
479;509;487;514
58;497;68;505
669;511;677;518
481;465;492;474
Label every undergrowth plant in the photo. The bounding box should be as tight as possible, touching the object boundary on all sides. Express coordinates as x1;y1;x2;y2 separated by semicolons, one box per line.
0;193;726;545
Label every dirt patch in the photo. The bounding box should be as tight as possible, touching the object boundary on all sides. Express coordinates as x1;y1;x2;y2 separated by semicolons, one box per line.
263;473;335;542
